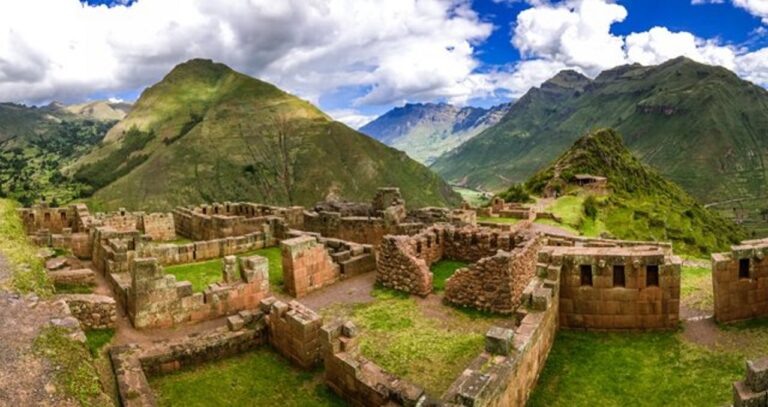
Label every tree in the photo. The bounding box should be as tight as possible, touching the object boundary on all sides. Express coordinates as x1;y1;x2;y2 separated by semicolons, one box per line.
584;195;598;219
239;113;301;205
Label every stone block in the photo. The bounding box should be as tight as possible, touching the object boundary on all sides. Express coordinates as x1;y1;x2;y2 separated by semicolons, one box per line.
260;297;277;313
747;358;768;393
222;255;238;283
342;321;358;337
485;326;514;355
175;281;193;298
734;381;768;407
227;315;245;331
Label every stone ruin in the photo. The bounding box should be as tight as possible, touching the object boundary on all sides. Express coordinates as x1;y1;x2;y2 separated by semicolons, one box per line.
17;188;768;407
733;357;768;407
713;238;768;323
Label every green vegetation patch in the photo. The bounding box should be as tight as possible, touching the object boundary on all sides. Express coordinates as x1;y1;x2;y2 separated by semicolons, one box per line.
453;186;489;207
431;260;469;291
54;282;94;294
33;327;110;406
149;348;345;407
85;329;115;357
681;264;714;313
325;287;511;396
73;126;155;191
164;247;283;292
529;330;744;407
0;198;52;296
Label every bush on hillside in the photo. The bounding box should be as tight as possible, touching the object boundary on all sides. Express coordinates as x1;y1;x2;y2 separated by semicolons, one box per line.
499;184;533;203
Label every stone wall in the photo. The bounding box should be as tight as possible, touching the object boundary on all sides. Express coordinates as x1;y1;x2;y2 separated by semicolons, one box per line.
140;213;176;241
126;255;269;329
550;245;681;330
321;320;426;406
111;324;267;407
445;236;543;314
376;234;433;297
281;236;340;298
60;294;117;330
443;276;558;406
713;238;768;323
173;202;297;241
18;204;76;234
265;299;323;369
138;230;275;267
733;357;768;407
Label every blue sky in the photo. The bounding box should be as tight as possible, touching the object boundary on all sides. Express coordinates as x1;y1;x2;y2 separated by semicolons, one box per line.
3;0;768;127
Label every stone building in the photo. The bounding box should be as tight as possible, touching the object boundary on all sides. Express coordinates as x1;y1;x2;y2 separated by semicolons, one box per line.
713;238;768;323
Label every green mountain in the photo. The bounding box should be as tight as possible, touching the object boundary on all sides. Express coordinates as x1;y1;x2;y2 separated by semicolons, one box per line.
359;102;510;165
0;103;117;205
525;128;745;255
69;59;461;211
431;57;768;235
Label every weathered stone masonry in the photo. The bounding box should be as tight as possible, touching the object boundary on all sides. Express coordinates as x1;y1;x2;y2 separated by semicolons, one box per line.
713;238;768;323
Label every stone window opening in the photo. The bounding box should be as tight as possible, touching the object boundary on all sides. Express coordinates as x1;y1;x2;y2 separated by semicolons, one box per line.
646;265;659;287
29;213;34;220
60;212;67;221
739;258;750;279
580;265;593;286
214;207;219;214
44;212;51;222
470;234;478;245
202;208;207;215
490;235;498;249
613;265;626;287
416;241;422;254
435;234;440;244
426;237;432;249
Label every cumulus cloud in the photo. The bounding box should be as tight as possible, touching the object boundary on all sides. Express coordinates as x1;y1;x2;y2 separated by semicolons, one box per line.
732;0;768;23
0;0;493;107
326;109;377;129
508;0;768;89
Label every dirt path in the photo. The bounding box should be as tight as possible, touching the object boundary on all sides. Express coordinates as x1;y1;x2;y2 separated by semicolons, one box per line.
299;272;377;312
0;255;78;406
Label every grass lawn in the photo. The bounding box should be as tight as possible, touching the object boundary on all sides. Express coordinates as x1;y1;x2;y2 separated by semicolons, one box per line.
453;186;489;207
164;247;283;292
681;264;714;313
530;317;768;407
149;348;346;407
323;287;512;396
431;260;469;291
477;216;522;225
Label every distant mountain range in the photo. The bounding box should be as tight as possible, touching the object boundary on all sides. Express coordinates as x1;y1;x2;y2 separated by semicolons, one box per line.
67;59;460;211
360;102;510;165
431;57;768;235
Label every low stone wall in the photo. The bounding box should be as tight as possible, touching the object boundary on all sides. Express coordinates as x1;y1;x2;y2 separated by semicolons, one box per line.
548;245;681;330
126;255;270;329
443;276;558;406
732;357;768;407
713;239;768;323
445;236;543;314
110;324;267;407
139;230;276;267
60;294;117;330
173;202;297;241
321;320;426;406
48;268;96;286
265;299;323;369
376;234;433;297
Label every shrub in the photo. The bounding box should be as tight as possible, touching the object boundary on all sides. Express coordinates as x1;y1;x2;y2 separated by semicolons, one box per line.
583;195;598;219
499;183;532;203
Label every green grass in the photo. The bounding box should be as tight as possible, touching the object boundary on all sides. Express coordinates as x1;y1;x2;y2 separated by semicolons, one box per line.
453;186;489;207
85;329;115;357
149;348;346;407
324;287;511;396
54;283;94;294
0;199;53;296
477;216;522;224
33;327;110;406
164;247;283;292
431;260;469;291
681;264;714;313
529;330;746;407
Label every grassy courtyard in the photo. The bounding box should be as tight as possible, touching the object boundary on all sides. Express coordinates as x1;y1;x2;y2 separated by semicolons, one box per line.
323;287;512;396
164;247;283;292
431;259;469;291
149;348;346;407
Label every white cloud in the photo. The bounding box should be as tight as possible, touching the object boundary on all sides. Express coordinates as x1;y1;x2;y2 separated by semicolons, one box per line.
326;109;377;129
0;0;494;107
732;0;768;23
507;0;768;90
691;0;725;5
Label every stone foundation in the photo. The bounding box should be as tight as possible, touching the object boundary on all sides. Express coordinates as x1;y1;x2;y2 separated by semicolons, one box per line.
713;239;768;323
173;202;297;241
265;299;323;369
60;294;117;330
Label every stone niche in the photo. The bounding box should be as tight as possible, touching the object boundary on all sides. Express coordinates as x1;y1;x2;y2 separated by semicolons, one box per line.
713;238;768;323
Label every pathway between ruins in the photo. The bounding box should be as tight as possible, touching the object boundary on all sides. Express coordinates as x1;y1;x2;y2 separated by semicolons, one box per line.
0;255;78;406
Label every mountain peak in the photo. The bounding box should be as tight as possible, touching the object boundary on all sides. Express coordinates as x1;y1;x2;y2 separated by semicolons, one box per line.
542;69;591;90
